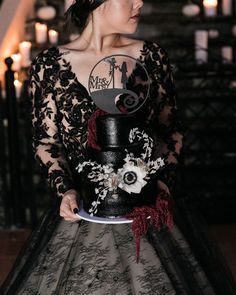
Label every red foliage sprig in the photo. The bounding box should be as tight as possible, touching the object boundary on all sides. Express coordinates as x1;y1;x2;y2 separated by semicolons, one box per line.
124;191;174;263
87;109;107;150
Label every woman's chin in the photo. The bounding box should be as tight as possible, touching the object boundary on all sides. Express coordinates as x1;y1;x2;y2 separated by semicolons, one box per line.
119;26;139;35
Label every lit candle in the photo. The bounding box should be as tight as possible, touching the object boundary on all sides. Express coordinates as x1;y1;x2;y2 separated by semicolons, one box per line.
195;30;208;64
208;29;219;38
203;0;218;17
19;41;32;68
221;46;233;63
65;0;74;12
48;29;59;45
3;119;8;127
36;5;57;20
35;22;48;44
229;81;236;89
222;0;232;15
11;53;22;71
14;79;22;99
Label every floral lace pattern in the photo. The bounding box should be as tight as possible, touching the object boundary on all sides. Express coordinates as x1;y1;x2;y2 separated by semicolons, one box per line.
13;220;215;295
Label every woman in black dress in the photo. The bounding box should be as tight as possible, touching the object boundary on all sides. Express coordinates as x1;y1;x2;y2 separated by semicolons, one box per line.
1;0;236;294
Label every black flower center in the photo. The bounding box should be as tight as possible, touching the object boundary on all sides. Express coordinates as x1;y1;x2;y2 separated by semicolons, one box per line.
123;171;137;185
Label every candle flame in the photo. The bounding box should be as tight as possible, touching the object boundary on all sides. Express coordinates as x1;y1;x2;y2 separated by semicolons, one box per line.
35;22;47;30
19;41;32;48
11;53;21;61
203;0;218;7
14;72;19;80
14;79;22;87
49;29;58;36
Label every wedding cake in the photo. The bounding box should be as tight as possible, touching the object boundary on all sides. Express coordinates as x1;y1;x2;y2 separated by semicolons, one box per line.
77;112;165;218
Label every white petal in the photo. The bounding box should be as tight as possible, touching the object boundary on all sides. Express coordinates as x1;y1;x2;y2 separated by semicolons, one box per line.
131;182;143;193
118;183;131;194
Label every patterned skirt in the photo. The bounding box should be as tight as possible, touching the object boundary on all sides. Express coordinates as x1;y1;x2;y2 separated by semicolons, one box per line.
1;198;236;295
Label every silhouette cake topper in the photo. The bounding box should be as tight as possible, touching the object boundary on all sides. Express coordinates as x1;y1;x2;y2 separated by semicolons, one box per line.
88;54;150;114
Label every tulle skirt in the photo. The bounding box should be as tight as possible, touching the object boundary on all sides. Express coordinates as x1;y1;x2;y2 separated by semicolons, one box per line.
1;198;236;295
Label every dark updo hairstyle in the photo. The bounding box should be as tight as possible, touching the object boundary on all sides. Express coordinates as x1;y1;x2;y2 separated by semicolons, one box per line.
65;0;106;33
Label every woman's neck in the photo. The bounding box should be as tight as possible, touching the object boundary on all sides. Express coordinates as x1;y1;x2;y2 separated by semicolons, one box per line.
78;21;122;53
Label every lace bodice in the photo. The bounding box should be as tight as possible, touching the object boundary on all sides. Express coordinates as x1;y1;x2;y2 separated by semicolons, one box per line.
29;40;183;198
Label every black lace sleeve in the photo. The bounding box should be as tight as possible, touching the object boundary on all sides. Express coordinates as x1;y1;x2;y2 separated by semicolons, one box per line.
147;42;184;193
29;49;76;198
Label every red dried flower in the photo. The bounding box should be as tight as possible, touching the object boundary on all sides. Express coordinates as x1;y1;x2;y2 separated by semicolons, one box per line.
125;191;174;263
87;109;107;150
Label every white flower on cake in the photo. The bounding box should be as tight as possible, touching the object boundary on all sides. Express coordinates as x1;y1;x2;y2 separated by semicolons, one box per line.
76;128;165;216
117;163;147;194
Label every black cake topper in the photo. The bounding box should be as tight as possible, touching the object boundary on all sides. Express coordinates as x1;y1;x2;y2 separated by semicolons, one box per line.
88;54;150;114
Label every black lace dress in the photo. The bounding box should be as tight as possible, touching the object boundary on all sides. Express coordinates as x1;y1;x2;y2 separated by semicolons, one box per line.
1;40;236;295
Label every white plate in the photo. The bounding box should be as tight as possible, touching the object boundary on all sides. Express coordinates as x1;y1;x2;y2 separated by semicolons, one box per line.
76;201;133;224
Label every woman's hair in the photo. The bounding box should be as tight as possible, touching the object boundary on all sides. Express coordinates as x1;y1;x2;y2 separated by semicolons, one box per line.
65;0;106;33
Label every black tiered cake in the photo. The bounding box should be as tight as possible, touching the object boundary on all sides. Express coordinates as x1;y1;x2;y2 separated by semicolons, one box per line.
79;113;160;218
